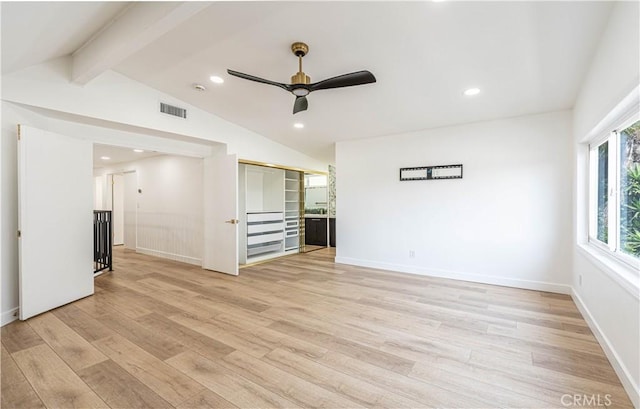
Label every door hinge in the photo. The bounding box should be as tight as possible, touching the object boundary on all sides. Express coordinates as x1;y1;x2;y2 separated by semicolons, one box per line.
17;230;21;238
17;125;21;140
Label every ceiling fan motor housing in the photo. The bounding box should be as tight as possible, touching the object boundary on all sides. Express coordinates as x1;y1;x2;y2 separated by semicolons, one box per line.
291;72;311;85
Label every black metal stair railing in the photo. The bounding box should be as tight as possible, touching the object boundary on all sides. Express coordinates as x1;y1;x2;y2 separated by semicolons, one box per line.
94;210;113;274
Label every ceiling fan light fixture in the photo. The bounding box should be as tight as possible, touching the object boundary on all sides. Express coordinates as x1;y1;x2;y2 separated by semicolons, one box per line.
464;87;481;96
292;87;310;96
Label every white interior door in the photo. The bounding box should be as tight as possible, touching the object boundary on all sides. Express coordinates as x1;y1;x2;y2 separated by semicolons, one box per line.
111;174;124;245
18;125;94;320
203;152;238;275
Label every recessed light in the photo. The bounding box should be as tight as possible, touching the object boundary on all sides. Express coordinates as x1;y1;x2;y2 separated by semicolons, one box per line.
101;156;111;160
293;123;304;129
464;88;481;96
209;76;224;84
193;84;206;91
133;149;144;153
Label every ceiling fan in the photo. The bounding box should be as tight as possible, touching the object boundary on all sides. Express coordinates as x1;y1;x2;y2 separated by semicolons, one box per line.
227;42;376;114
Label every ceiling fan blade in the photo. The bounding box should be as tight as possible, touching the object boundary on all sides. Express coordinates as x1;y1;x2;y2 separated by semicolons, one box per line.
310;70;376;92
227;69;289;91
293;96;308;114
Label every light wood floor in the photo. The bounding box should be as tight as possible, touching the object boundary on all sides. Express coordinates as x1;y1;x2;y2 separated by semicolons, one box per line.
1;248;633;408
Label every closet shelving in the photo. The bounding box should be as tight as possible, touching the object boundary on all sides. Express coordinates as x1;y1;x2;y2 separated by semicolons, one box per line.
284;170;301;253
239;164;302;264
246;212;284;257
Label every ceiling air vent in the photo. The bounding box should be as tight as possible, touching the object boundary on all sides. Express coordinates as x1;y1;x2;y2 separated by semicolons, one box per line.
160;102;187;119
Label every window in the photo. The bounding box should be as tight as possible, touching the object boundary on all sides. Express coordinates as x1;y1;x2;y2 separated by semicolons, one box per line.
589;118;640;266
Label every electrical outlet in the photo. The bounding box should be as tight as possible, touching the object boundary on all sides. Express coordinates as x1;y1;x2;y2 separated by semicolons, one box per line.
409;250;415;258
579;274;582;286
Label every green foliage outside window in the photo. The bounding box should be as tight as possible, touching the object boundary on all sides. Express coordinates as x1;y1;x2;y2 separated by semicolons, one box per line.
620;121;640;257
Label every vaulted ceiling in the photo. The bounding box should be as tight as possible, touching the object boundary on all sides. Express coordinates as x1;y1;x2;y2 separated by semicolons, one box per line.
2;1;613;162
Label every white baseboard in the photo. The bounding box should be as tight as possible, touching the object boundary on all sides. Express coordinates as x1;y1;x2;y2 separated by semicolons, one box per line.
136;247;201;266
335;256;572;294
1;307;19;327
572;290;640;408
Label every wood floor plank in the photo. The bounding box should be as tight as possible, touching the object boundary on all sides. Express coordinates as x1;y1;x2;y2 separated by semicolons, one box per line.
117;278;223;319
92;334;204;406
468;351;634;408
409;359;552;408
269;319;416;375
74;291;151;319
380;331;472;364
27;312;108;371
220;350;365;408
52;304;115;342
532;350;620;386
148;273;271;312
78;359;173;409
488;322;604;355
314;350;491;408
169;313;274;358
211;313;328;359
1;344;46;409
93;280;186;318
263;347;424;408
137;277;203;298
98;312;187;360
1;320;44;353
11;344;108;409
261;305;385;349
135;312;235;360
167;350;300;408
176;389;239;409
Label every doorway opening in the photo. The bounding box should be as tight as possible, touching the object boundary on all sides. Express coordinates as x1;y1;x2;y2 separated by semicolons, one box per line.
303;173;329;253
92;144;207;271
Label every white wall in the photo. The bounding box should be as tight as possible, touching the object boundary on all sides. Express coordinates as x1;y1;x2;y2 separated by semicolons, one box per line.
336;110;573;293
572;2;640;406
95;155;204;265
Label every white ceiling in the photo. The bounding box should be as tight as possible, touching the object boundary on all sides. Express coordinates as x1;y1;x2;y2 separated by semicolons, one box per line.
2;2;613;163
93;144;162;169
1;2;129;74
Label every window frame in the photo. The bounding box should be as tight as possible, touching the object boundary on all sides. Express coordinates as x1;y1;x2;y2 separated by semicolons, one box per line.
588;113;640;271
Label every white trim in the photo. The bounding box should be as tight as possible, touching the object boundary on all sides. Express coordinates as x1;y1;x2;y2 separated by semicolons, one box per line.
1;307;19;326
135;247;201;266
577;244;640;299
335;257;571;294
581;86;640;144
572;289;640;408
